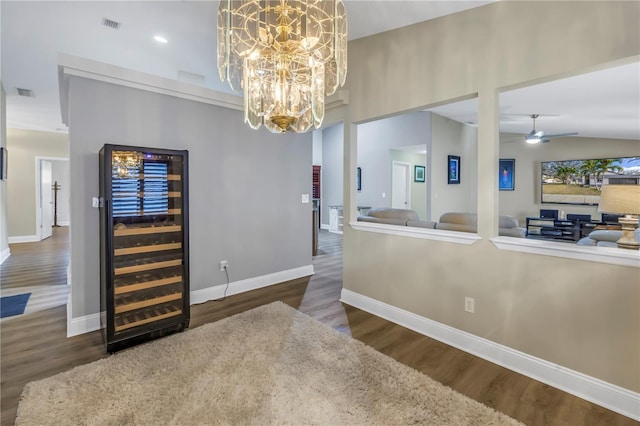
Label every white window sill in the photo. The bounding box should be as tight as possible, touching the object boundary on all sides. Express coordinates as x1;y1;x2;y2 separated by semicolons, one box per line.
491;236;640;268
348;221;482;245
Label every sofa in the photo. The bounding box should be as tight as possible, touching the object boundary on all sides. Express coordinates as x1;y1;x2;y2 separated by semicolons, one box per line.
356;208;525;237
436;212;526;238
356;208;437;228
576;229;640;247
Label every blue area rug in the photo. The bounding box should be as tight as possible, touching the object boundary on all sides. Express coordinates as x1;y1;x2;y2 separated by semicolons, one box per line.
0;293;31;318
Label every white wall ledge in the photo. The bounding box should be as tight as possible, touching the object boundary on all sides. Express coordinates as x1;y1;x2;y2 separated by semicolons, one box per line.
349;221;482;245
348;223;639;266
491;236;640;268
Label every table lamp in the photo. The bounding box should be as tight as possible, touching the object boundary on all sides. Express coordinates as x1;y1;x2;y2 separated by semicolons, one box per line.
597;185;640;250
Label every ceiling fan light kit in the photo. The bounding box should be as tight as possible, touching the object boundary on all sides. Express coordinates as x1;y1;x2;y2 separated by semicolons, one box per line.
525;134;543;144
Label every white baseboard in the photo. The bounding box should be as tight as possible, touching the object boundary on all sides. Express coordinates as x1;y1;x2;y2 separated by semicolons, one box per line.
57;221;70;227
8;235;39;243
321;224;330;230
340;288;640;421
0;247;10;264
66;265;314;337
66;265;75;336
67;312;101;337
191;264;314;305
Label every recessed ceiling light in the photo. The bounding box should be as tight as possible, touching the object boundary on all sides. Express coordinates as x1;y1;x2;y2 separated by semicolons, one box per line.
154;35;168;44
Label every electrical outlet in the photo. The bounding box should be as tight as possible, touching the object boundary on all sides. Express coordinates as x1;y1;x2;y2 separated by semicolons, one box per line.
464;297;475;313
219;260;229;271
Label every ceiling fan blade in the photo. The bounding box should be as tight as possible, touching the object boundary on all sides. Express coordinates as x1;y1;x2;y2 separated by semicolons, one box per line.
541;138;551;143
501;137;522;144
545;132;579;138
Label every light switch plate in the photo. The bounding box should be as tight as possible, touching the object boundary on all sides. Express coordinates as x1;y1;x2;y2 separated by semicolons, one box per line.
301;194;310;203
92;197;101;208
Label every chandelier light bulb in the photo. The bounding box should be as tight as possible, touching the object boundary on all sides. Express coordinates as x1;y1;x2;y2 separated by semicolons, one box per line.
217;0;347;133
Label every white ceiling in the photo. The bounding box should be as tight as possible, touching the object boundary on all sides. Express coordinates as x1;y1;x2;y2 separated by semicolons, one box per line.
428;61;640;141
2;1;639;141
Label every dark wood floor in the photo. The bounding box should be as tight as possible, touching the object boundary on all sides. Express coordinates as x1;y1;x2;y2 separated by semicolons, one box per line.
0;227;69;290
1;229;636;426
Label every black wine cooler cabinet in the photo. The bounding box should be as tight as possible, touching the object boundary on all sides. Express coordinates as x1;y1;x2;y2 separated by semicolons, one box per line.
99;144;189;353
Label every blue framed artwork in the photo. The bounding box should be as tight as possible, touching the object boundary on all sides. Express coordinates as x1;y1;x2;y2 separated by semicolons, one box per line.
356;167;362;191
414;165;425;182
0;147;6;180
448;155;460;184
499;159;515;190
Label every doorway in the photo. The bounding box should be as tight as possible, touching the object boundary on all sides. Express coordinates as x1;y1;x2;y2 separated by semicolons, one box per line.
1;156;71;321
35;157;69;241
391;161;411;209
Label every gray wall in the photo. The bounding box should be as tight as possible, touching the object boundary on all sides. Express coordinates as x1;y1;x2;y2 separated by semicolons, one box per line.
320;124;343;226
343;1;639;392
67;76;312;318
355;111;476;222
0;84;7;258
499;135;640;225
430;113;478;221
356;111;430;211
312;130;322;166
388;149;426;220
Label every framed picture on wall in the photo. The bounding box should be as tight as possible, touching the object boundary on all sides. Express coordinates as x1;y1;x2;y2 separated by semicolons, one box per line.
448;155;460;184
499;159;515;190
356;167;362;191
414;165;425;182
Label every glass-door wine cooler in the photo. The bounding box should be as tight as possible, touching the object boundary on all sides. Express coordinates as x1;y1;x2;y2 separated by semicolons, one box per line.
99;144;189;353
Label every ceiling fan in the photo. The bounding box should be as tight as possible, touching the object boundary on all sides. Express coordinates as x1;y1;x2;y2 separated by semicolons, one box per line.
524;114;578;144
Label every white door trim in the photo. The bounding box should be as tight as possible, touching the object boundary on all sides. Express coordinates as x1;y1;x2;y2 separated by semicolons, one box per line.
40;160;53;240
35;156;69;240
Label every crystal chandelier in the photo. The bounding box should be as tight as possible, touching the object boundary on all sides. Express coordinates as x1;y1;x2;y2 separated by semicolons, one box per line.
217;0;347;133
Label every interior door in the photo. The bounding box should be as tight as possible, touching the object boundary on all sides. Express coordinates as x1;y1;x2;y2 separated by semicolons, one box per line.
41;160;53;240
391;161;411;209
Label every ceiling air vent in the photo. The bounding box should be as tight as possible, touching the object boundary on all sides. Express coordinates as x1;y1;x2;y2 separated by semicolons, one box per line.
16;88;34;97
102;18;120;30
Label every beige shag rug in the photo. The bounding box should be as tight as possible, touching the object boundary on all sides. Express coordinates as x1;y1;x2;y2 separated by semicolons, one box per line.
17;302;522;425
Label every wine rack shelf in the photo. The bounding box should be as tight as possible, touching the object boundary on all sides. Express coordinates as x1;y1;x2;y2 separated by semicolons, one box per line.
114;208;182;216
139;174;181;181
115;275;182;294
113;191;182;198
114;259;183;275
114;242;182;256
100;144;190;353
115;308;183;332
115;292;183;314
114;225;182;236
